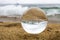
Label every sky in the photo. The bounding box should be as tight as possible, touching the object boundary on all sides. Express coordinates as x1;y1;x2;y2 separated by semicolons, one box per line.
0;0;60;4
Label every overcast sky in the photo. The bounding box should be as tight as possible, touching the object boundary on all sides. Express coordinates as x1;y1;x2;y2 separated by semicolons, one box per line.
0;0;60;4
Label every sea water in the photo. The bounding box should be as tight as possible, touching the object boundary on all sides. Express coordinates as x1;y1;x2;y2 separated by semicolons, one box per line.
21;21;48;34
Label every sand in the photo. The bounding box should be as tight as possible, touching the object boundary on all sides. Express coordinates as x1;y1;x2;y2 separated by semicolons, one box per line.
0;22;60;40
21;8;48;21
0;8;60;40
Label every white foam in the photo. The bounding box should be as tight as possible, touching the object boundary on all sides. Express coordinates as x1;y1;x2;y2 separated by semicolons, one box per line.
0;5;28;16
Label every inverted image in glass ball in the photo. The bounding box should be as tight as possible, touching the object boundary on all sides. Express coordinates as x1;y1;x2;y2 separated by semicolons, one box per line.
21;7;48;34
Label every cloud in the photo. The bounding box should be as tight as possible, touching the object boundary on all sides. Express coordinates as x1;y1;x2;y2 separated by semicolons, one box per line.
0;0;16;4
18;0;60;4
0;0;60;4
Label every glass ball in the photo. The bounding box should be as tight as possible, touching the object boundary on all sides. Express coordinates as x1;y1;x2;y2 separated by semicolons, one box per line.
21;7;48;34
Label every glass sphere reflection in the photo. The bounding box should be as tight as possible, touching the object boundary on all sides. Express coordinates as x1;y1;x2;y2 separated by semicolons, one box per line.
21;7;48;34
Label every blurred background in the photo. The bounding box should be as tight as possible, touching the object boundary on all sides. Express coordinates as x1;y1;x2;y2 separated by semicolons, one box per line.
0;4;60;23
0;0;60;23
